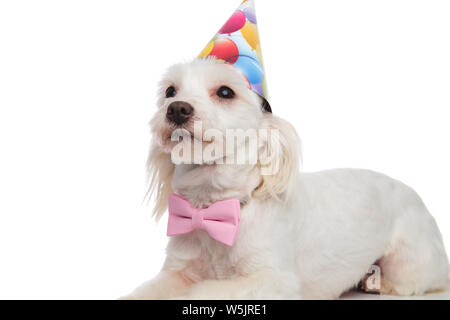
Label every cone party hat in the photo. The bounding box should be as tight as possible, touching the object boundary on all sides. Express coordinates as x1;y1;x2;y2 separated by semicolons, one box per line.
198;0;268;102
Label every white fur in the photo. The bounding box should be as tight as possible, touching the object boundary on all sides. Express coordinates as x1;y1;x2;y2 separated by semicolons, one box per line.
124;59;449;300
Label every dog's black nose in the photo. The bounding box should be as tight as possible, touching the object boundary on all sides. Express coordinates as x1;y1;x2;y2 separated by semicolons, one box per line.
166;101;194;125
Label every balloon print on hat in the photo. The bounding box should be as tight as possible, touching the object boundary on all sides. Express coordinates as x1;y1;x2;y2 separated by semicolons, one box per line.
251;82;264;97
234;55;263;84
219;10;246;34
243;7;257;24
199;41;214;59
229;35;259;62
241;20;259;50
208;38;240;64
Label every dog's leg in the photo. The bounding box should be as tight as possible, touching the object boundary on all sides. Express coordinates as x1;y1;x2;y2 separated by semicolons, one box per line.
120;270;193;300
377;245;448;296
376;209;449;296
171;270;301;300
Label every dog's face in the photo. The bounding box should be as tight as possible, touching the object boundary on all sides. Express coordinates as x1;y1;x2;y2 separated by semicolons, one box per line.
148;59;300;218
151;58;266;153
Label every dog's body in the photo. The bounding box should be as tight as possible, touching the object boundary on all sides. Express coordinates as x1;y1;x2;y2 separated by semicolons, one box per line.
124;59;448;299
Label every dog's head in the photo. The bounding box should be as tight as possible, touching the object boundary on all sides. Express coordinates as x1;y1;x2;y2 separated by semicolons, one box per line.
148;59;300;218
151;58;269;151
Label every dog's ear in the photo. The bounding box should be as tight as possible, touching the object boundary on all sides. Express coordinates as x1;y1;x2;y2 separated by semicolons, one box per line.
254;114;301;200
146;143;175;220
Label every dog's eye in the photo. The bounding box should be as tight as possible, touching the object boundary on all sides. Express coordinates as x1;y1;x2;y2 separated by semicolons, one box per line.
217;86;235;99
165;86;177;98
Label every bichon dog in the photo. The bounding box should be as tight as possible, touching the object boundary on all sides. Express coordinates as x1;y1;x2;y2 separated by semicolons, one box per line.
123;58;449;300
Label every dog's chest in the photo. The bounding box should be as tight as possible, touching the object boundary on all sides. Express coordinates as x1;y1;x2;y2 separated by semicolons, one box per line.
185;231;242;280
167;224;258;282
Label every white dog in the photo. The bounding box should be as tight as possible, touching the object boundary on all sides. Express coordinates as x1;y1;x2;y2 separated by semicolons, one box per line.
124;58;449;300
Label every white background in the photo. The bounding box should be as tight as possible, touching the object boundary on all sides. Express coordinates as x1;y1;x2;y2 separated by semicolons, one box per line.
0;0;449;299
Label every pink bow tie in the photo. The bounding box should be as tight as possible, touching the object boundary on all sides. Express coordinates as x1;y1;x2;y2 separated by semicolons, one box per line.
167;194;241;246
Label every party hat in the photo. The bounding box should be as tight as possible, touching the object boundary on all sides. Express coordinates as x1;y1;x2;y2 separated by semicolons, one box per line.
198;0;269;104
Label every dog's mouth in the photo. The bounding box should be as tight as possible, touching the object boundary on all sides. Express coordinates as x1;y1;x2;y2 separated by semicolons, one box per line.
165;125;214;144
161;123;257;165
